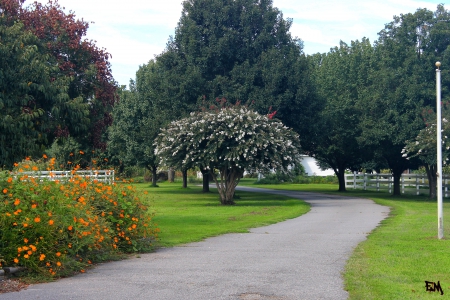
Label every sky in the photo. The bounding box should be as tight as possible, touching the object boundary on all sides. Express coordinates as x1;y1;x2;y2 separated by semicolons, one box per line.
31;0;445;87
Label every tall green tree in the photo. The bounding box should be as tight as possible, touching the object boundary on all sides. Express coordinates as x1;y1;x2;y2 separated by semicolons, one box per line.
108;81;162;187
0;0;117;168
0;12;82;168
359;5;450;195
311;39;374;191
152;0;319;185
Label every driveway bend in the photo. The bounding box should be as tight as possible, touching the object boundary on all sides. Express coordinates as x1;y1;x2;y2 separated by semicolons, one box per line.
0;187;389;300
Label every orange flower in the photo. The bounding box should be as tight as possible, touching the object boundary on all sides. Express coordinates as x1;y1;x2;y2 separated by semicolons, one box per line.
34;217;41;223
80;269;85;273
2;188;7;194
24;254;29;259
14;199;20;206
27;251;32;255
46;262;51;267
43;154;48;159
13;162;18;167
68;225;73;231
79;150;84;155
7;177;12;183
23;223;28;227
32;166;38;171
48;220;54;225
31;204;37;209
13;258;19;263
56;252;61;257
56;262;61;267
69;152;74;156
29;245;36;251
39;254;46;261
23;238;28;243
47;212;52;217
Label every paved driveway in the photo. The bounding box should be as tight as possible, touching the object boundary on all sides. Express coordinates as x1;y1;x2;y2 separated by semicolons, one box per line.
0;187;389;300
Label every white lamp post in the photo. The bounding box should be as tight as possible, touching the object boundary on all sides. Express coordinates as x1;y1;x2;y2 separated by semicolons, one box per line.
436;61;444;240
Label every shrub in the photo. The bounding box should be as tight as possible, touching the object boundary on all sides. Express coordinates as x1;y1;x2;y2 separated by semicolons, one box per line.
0;158;158;278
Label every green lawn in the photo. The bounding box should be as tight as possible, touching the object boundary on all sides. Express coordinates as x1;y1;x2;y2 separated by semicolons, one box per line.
133;182;310;247
246;181;450;299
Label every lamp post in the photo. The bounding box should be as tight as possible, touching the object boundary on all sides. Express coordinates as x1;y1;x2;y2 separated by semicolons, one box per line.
436;61;444;240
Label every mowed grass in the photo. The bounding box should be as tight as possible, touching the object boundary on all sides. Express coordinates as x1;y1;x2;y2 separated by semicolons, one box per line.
133;182;310;247
246;180;450;299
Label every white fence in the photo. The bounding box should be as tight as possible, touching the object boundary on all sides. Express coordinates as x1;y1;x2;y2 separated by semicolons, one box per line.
345;173;450;197
13;170;115;184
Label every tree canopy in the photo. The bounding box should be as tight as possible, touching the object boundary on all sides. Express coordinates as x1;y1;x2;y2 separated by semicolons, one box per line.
153;0;319;146
0;0;117;168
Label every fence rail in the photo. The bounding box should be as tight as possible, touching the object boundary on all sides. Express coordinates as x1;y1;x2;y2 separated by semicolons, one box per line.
13;170;115;184
345;173;450;197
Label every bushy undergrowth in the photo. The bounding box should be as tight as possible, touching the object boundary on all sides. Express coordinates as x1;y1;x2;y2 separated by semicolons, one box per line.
0;158;158;279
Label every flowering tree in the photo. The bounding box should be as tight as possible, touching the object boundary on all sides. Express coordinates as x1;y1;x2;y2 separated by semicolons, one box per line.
155;105;302;205
402;106;450;198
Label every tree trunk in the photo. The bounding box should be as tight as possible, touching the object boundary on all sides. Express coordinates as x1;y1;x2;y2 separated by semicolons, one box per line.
150;165;158;187
336;170;346;192
182;169;188;188
210;167;242;205
392;169;402;196
168;167;175;183
201;167;210;193
425;164;437;199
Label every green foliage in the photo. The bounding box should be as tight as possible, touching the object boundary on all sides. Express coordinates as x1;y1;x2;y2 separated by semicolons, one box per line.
0;17;72;168
155;105;301;204
151;0;319;147
357;5;450;194
0;0;117;168
310;39;374;191
0;160;158;278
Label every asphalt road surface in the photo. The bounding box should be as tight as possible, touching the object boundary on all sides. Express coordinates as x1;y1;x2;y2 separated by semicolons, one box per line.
0;187;389;300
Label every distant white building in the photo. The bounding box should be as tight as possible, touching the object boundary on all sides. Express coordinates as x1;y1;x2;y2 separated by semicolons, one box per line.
300;155;335;176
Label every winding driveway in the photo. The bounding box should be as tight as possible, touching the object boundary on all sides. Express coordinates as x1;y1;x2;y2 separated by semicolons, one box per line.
0;187;389;300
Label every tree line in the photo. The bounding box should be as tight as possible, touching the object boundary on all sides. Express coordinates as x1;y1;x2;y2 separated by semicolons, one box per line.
2;0;450;198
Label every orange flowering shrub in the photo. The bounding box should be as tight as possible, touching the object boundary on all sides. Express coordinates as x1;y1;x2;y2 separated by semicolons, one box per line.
0;157;158;278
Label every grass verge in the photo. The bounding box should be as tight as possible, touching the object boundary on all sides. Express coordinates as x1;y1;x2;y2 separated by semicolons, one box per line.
246;181;450;299
133;182;310;247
